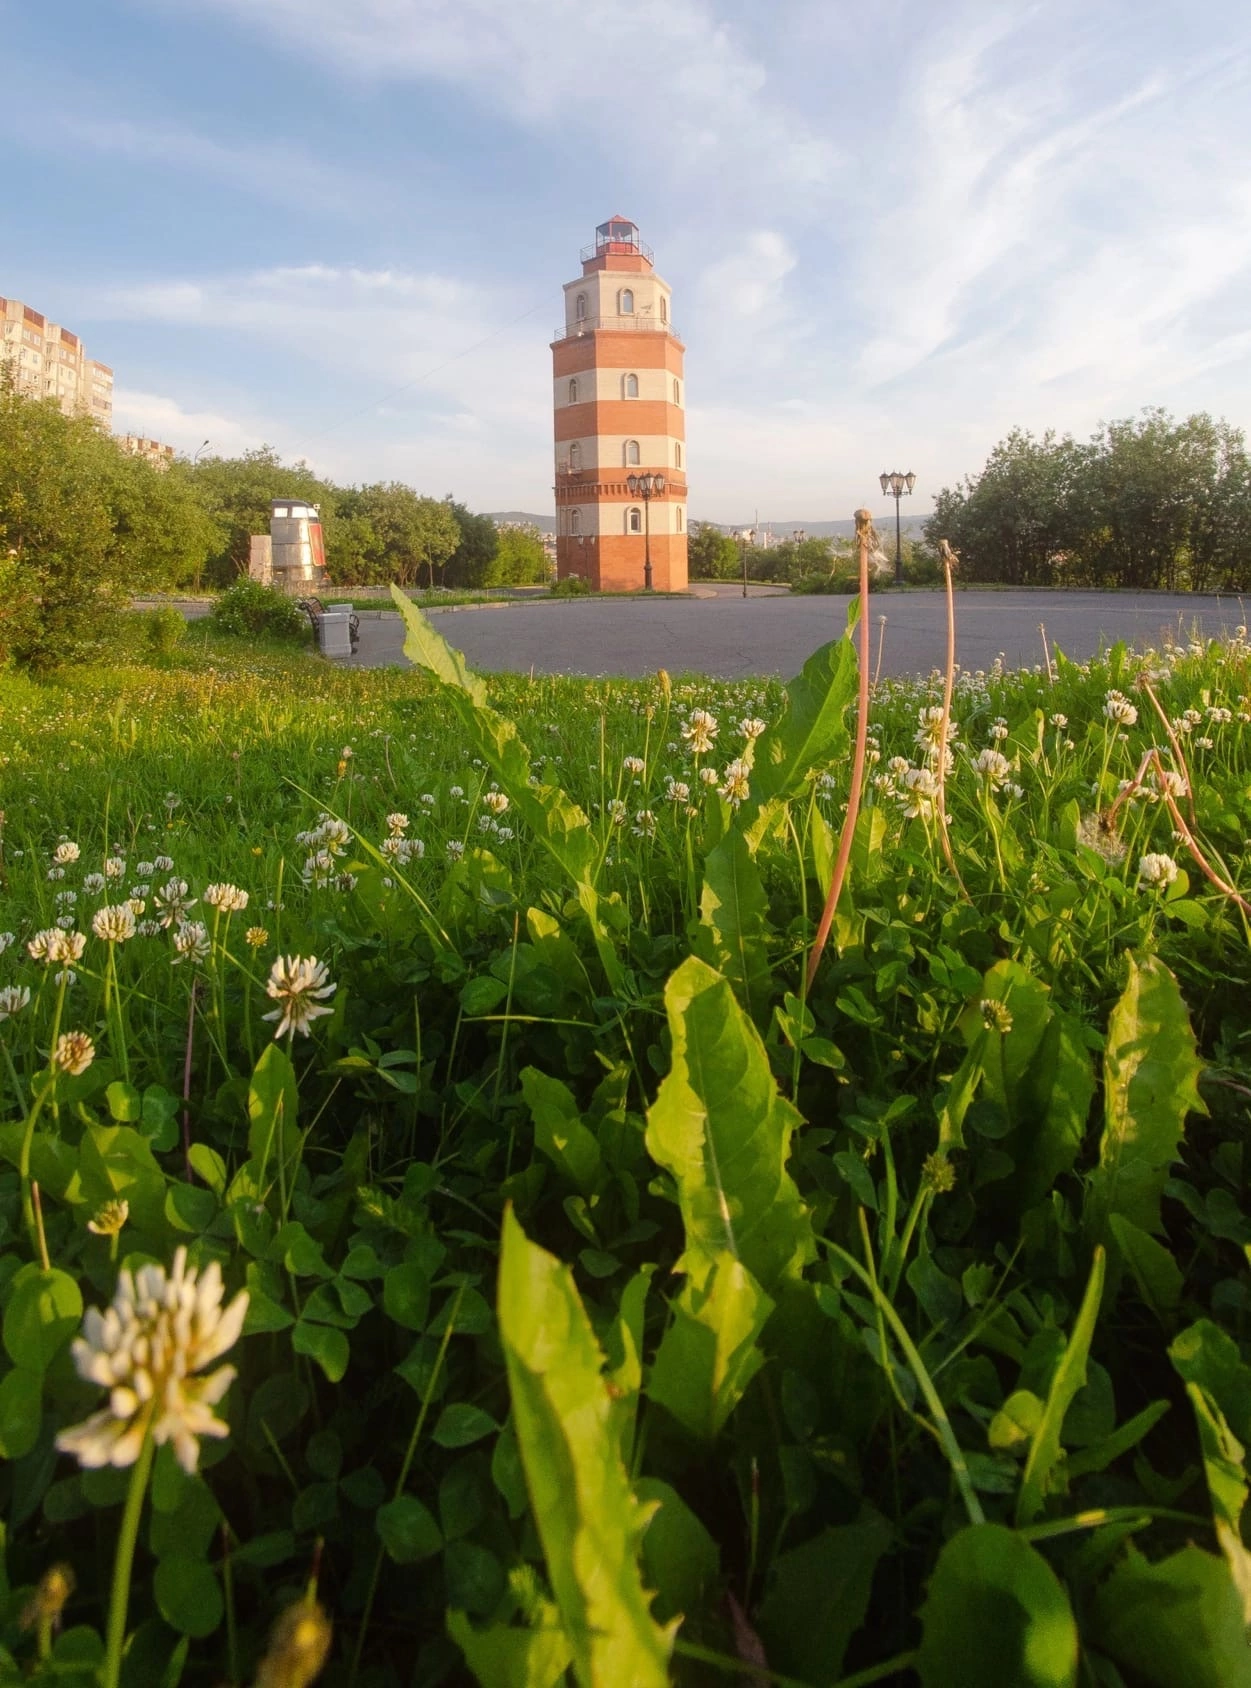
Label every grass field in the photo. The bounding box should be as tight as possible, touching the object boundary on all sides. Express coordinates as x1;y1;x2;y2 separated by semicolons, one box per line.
1;606;1250;1686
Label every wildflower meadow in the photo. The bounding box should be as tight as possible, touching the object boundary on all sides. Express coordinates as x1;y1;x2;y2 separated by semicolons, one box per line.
1;575;1251;1687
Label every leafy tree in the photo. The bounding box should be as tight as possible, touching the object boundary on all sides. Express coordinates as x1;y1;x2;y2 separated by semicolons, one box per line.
489;524;550;586
687;522;739;580
444;500;500;588
926;430;1089;585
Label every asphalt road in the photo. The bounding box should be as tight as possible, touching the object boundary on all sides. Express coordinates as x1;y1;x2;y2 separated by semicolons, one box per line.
345;587;1247;681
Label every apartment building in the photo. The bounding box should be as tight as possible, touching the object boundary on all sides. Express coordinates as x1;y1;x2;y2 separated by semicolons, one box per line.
118;434;175;470
0;294;113;427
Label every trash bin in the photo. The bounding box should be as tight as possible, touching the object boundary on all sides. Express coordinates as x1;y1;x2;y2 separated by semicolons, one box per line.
318;606;353;658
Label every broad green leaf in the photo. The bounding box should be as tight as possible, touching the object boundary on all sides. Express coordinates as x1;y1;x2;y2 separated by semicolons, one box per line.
496;1208;675;1688
153;1554;223;1638
1085;954;1205;1241
647;1253;773;1440
746;620;858;810
1015;1246;1105;1526
1171;1319;1251;1621
1109;1214;1183;1314
635;1478;719;1625
448;1606;572;1688
521;1068;602;1195
376;1495;443;1564
0;1367;42;1459
916;1523;1078;1688
247;1042;301;1189
757;1509;892;1686
432;1403;500;1449
291;1318;349;1383
694;830;773;1024
1090;1545;1251;1688
645;956;813;1294
3;1267;82;1375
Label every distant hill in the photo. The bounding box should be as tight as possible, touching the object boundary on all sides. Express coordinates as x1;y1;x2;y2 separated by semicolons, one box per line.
485;512;928;541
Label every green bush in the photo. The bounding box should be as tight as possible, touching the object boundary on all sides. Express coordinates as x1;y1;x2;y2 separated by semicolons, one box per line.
792;571;859;594
209;578;309;641
144;605;187;655
550;574;592;596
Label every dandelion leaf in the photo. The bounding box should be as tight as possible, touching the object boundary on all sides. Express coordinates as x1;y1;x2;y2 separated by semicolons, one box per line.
647;1251;773;1440
520;1067;602;1195
646;956;813;1294
496;1208;674;1688
746;616;858;811
1015;1246;1105;1526
1171;1319;1251;1623
1086;953;1205;1241
695;830;773;1025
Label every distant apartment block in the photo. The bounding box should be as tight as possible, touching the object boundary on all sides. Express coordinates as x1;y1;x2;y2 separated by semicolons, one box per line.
0;294;113;426
118;434;175;470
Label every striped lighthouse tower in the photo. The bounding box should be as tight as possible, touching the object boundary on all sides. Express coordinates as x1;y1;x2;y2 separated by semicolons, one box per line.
552;217;687;591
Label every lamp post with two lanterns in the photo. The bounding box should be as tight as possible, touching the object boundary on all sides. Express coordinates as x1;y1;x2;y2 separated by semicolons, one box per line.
626;471;665;592
879;471;916;586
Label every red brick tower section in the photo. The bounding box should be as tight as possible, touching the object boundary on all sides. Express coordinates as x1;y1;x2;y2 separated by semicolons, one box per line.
552;218;688;591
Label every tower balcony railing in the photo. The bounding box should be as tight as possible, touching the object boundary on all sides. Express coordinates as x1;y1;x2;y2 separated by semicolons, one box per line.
553;314;679;342
581;238;654;265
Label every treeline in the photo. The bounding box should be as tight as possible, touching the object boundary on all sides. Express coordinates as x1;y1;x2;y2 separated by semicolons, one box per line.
926;409;1251;590
0;373;545;666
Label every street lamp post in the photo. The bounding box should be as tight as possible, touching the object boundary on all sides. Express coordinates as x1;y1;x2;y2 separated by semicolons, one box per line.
732;527;756;598
879;471;916;586
626;471;666;591
792;528;806;544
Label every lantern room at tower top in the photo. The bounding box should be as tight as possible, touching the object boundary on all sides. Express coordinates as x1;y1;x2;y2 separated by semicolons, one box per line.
580;216;655;269
552;218;688;593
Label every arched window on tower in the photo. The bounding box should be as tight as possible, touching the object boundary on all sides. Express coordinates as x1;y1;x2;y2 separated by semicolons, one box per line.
624;373;639;398
624;440;640;467
569;442;581;471
674;442;682;468
627;508;642;534
620;288;634;314
570;509;581;535
660;296;668;322
677;508;685;532
575;293;587;321
673;377;680;404
568;378;578;404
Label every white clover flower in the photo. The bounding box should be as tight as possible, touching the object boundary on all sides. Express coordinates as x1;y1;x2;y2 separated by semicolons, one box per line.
622;756;646;775
607;799;628;827
1049;714;1068;729
483;791;510;815
446;839;465;860
55;890;78;908
989;721;1010;742
81;873;106;896
55;915;75;931
0;985;31;1021
739;717;767;740
153;856;174;874
136;919;163;938
476;815;494;833
1104;692;1138;726
718;759;751;807
46;866;66;883
665;779;690;804
262;956;336;1039
1208;706;1232;725
1138;852;1180;888
385;812;410;836
92;904;137;944
419;793;436;807
0;933;13;955
898;766;939;820
633;810;656;835
682;709;719;754
55;1247;248;1476
53;1031;95;1075
172;921;210;965
972;748;1013;787
449;785;465;799
103;857;126;881
495;826;514;841
203;883;249;913
135;862;155;879
698;766;720;787
129;885;150;902
154;879;196;929
53;842;80;866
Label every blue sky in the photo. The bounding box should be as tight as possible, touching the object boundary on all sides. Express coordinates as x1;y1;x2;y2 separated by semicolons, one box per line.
4;0;1249;525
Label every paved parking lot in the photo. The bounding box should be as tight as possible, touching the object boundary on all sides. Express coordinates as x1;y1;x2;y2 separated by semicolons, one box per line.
346;587;1246;681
